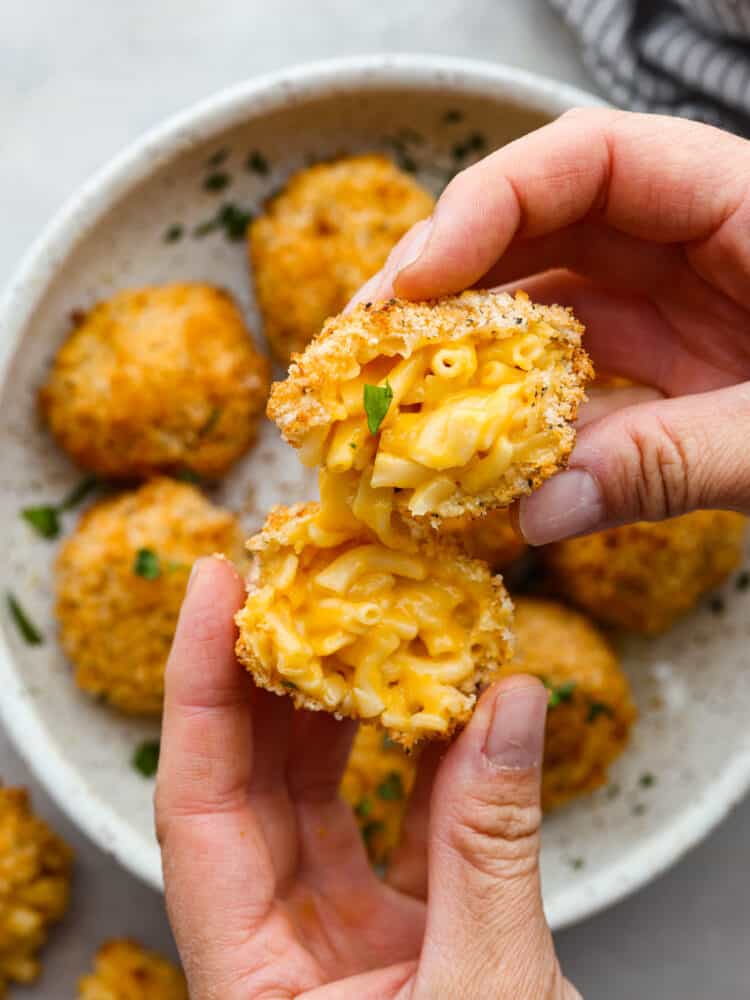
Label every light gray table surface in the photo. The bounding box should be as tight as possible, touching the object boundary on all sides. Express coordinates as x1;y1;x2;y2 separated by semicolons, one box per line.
1;2;748;997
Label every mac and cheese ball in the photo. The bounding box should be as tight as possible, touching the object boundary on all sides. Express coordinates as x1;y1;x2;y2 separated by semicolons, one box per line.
269;290;592;541
235;488;514;749
249;154;435;362
441;507;527;570
56;478;242;715
0;787;72;995
78;940;187;1000
503;599;636;810
340;726;417;865
543;511;747;634
40;283;270;480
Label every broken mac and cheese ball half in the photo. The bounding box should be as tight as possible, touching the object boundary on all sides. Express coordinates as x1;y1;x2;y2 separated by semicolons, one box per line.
234;500;514;749
78;939;187;1000
269;290;592;541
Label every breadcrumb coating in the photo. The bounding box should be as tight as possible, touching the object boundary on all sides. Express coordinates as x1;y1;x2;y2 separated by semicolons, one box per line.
40;283;270;479
56;478;243;714
78;940;187;999
0;787;72;996
543;511;747;634
340;726;417;865
502;598;636;810
234;499;514;749
250;154;434;361
441;507;527;570
269;290;592;526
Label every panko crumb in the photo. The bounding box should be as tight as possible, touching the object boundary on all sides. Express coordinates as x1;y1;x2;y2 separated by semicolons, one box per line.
78;940;187;999
56;477;243;714
543;511;748;634
250;154;435;362
0;786;72;996
40;283;270;480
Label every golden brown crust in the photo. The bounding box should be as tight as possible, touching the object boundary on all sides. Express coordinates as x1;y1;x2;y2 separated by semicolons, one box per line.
268;290;592;521
235;502;514;749
0;786;72;994
78;939;187;999
502;598;636;810
56;478;243;714
543;511;747;634
40;283;270;480
440;507;527;570
250;154;434;362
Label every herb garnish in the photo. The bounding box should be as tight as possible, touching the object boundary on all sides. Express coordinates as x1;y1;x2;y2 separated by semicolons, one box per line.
355;797;373;818
133;739;160;777
163;223;184;244
246;151;269;175
709;595;725;615
193;202;253;242
204;171;231;192
361;820;385;845
569;857;585;871
376;771;404;801
21;474;99;539
736;570;750;592
442;109;464;124
206;148;229;168
174;467;202;484
133;548;161;580
198;407;221;437
544;680;576;708
587;701;614;724
639;772;656;789
7;593;43;645
363;382;394;434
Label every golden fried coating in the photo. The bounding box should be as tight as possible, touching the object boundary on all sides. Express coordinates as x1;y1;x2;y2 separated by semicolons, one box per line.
0;787;72;996
249;154;434;362
56;478;242;714
502;598;636;810
340;726;417;865
78;939;187;1000
234;485;514;749
441;507;527;570
543;511;747;634
40;283;270;480
269;290;592;538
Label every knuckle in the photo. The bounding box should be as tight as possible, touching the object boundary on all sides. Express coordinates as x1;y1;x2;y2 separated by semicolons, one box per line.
447;790;542;881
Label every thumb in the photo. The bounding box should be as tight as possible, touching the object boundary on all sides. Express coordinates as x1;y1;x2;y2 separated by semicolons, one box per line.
414;677;573;1000
519;384;750;545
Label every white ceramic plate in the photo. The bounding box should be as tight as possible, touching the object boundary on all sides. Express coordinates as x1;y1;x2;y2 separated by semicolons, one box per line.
1;54;748;932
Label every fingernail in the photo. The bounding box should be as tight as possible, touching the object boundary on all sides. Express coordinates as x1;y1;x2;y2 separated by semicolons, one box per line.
485;684;547;769
518;468;605;546
391;217;433;276
187;556;208;593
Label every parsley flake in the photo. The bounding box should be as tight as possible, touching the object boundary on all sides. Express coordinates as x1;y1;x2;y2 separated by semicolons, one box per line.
163;223;184;244
587;701;614;724
355;797;373;818
204;171;231;192
376;771;404;801
361;820;385;845
174;467;202;484
133;739;160;777
60;475;99;511
7;593;43;645
363;382;394;434
639;772;656;789
134;548;161;580
22;506;60;539
246;151;270;175
544;679;576;708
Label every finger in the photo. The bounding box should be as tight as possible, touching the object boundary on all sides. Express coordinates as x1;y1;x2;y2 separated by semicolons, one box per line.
345;218;433;312
393;108;748;300
156;557;277;977
576;384;665;428
415;677;562;1000
385;743;444;899
302;961;417;1000
518;382;750;544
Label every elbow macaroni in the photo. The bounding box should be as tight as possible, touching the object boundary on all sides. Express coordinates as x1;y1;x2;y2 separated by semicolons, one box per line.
234;502;514;748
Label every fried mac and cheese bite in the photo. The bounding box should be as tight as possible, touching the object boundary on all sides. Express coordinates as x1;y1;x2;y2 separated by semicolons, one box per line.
269;291;592;539
40;283;269;480
442;507;527;571
78;940;187;1000
502;599;636;810
234;494;514;749
0;787;72;995
56;478;242;715
543;511;747;634
249;154;434;362
340;726;417;865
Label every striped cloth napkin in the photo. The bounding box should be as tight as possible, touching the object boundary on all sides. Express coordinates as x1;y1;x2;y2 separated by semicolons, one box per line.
549;0;750;134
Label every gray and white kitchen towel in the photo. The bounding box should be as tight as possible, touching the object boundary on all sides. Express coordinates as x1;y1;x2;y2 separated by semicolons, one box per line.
549;0;750;134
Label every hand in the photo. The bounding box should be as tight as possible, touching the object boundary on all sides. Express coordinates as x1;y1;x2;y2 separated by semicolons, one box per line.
156;557;580;1000
352;108;750;543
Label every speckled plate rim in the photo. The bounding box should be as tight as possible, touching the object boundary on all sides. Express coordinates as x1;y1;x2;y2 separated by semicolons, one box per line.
2;54;739;932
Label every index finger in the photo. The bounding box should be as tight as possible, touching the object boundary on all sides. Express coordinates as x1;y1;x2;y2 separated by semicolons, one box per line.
394;108;749;299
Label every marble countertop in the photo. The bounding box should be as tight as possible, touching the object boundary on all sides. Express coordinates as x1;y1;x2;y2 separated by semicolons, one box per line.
1;2;748;996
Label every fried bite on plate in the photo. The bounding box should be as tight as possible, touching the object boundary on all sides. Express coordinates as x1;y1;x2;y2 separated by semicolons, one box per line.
78;939;187;999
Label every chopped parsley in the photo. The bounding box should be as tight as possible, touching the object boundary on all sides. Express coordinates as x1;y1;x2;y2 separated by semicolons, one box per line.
194;202;253;242
452;131;486;160
246;151;270;175
174;467;202;484
206;148;229;168
133;739;160;777
639;772;656;789
568;856;585;871
363;382;393;434
22;506;60;539
6;593;43;645
60;474;99;511
587;701;614;724
163;223;184;244
736;570;750;592
198;407;221;437
544;680;576;708
204;171;231;192
361;819;385;845
709;595;725;615
442;108;464;123
355;797;373;818
133;548;161;580
376;771;404;801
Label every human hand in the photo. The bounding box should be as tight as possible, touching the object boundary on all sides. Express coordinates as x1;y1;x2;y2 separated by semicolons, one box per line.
351;108;750;543
156;556;580;1000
